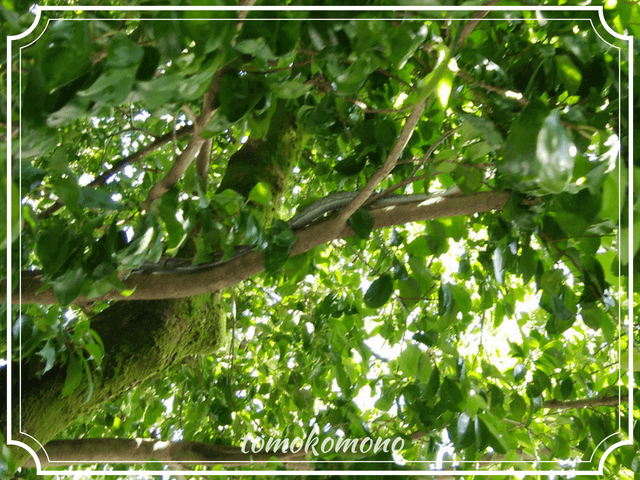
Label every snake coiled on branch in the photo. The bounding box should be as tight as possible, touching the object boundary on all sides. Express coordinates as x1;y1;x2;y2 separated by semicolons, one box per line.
135;189;454;274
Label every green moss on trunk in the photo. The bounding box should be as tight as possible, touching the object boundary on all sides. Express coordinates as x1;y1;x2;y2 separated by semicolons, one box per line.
4;293;226;468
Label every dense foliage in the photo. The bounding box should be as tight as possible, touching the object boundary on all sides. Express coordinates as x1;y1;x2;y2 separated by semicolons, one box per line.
1;0;637;478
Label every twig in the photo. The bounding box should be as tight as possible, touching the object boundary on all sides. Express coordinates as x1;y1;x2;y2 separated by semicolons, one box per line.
39;125;194;219
543;396;620;411
367;125;460;205
237;0;256;29
458;68;529;106
196;138;213;184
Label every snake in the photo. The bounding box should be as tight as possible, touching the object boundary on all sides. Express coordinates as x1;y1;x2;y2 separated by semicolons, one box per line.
134;189;454;274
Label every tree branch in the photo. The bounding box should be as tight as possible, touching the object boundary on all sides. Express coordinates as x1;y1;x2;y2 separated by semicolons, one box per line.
331;98;427;231
23;438;308;470
141;67;227;208
543;395;621;411
39;125;194;219
455;0;502;50
8;191;510;305
196;137;213;183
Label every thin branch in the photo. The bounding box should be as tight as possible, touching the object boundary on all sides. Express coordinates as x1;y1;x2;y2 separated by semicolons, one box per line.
141;67;227;208
39;125;194;219
196;137;213;184
331;98;427;230
237;0;256;28
245;58;314;75
367;125;460;205
455;0;502;50
374;68;414;89
458;68;529;106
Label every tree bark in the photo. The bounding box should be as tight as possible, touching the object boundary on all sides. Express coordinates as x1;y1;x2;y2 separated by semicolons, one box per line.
8;190;511;305
2;294;226;469
23;438;309;470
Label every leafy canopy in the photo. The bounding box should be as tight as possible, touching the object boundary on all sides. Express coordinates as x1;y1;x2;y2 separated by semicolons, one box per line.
1;1;637;477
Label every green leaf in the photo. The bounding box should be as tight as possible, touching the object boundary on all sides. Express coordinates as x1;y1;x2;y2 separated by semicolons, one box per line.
36;227;79;277
514;363;527;382
334;153;368;176
81;356;94;403
501;99;549;189
535;110;576;194
364;274;393;309
61;353;83;397
84;343;104;366
560;378;573;400
0;177;21;250
425;367;440;397
36;341;57;375
413;329;438;347
106;33;144;68
398;344;421;378
53;262;86;306
438;283;453;317
264;243;292;275
269;219;297;248
461;113;504;149
580;302;605;330
78;66;138;107
440;377;464;411
509;393;527;418
334;57;376;96
271;79;311;99
79;188;121;211
235;37;277;60
554;54;582;95
453;412;473;448
348;208;373;239
436;58;456;109
37;22;91;91
264;220;297;275
374;117;397;151
51;176;81;215
425;221;447;256
398;277;421;307
248;182;273;206
408;255;433;293
477;413;509;454
519;246;537;285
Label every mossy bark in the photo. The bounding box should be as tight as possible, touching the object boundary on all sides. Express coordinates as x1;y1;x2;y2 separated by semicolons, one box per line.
2;293;226;468
215;101;306;224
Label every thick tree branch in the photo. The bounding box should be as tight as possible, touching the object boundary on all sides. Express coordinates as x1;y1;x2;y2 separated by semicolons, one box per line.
543;396;621;411
24;438;308;470
8;191;511;305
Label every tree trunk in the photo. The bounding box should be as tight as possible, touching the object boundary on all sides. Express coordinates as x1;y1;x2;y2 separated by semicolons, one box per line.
3;294;226;468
